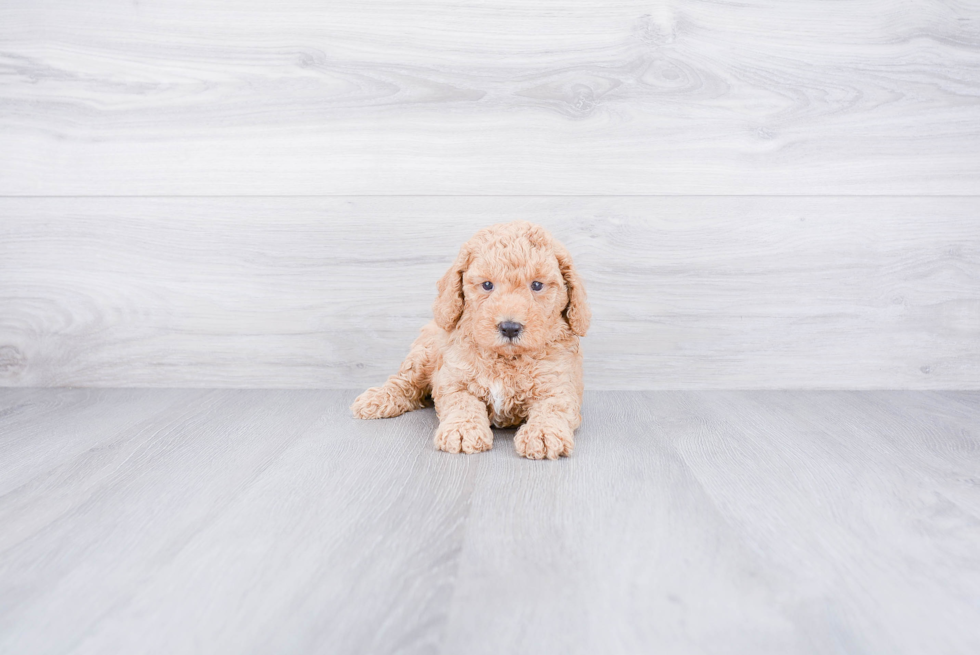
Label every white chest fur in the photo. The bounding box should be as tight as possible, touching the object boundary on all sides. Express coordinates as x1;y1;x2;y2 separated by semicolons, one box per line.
480;378;521;427
488;380;506;418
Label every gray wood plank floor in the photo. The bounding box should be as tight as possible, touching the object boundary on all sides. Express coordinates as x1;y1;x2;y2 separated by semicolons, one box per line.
2;389;978;654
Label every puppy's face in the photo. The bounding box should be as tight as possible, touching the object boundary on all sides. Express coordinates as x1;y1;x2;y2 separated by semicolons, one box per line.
433;222;590;355
460;242;568;354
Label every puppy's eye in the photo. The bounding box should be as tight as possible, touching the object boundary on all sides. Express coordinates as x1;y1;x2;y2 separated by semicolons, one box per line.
482;281;494;291
530;281;543;291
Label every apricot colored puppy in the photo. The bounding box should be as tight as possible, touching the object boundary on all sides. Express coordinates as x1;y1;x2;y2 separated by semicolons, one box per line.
351;221;590;459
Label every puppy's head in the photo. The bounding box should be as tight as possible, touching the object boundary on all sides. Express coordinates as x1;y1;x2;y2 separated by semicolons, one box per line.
433;221;590;354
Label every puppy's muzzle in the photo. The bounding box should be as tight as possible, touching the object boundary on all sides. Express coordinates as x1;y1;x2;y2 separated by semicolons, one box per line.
497;321;523;340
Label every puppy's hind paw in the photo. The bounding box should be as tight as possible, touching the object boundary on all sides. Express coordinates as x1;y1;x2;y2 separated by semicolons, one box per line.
434;420;493;454
351;386;409;419
515;422;573;460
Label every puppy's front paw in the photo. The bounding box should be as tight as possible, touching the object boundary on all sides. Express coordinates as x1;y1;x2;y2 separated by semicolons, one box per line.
515;421;573;460
351;386;407;419
434;420;493;454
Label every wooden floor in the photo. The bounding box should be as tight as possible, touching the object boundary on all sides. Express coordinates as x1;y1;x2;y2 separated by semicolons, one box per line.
2;389;979;654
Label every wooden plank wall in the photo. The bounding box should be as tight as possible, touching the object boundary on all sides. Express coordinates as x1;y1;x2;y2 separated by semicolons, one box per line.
1;1;978;388
2;197;977;389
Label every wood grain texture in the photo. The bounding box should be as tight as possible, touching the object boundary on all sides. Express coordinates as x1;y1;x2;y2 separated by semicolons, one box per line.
1;0;979;195
1;196;978;389
1;388;979;654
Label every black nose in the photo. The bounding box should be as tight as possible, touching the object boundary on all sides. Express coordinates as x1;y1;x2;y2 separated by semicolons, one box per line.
498;321;523;339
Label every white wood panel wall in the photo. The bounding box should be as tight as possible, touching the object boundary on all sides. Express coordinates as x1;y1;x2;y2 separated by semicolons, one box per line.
1;1;978;388
1;0;979;195
1;197;977;389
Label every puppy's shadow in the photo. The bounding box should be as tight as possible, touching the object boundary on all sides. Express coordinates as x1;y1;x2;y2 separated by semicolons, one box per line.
492;427;518;449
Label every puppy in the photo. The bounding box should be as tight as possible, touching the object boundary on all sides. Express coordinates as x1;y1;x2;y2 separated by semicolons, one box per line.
351;221;590;459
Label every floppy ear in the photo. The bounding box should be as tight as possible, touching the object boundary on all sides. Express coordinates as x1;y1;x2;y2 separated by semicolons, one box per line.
432;241;473;331
554;241;591;337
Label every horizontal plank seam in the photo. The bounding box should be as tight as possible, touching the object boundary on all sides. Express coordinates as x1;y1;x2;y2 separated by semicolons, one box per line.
3;195;980;199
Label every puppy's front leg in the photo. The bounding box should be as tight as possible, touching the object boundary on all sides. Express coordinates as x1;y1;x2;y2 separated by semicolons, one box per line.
515;396;579;460
433;391;493;454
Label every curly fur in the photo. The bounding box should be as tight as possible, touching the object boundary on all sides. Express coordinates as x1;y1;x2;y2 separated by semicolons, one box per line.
351;221;590;460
